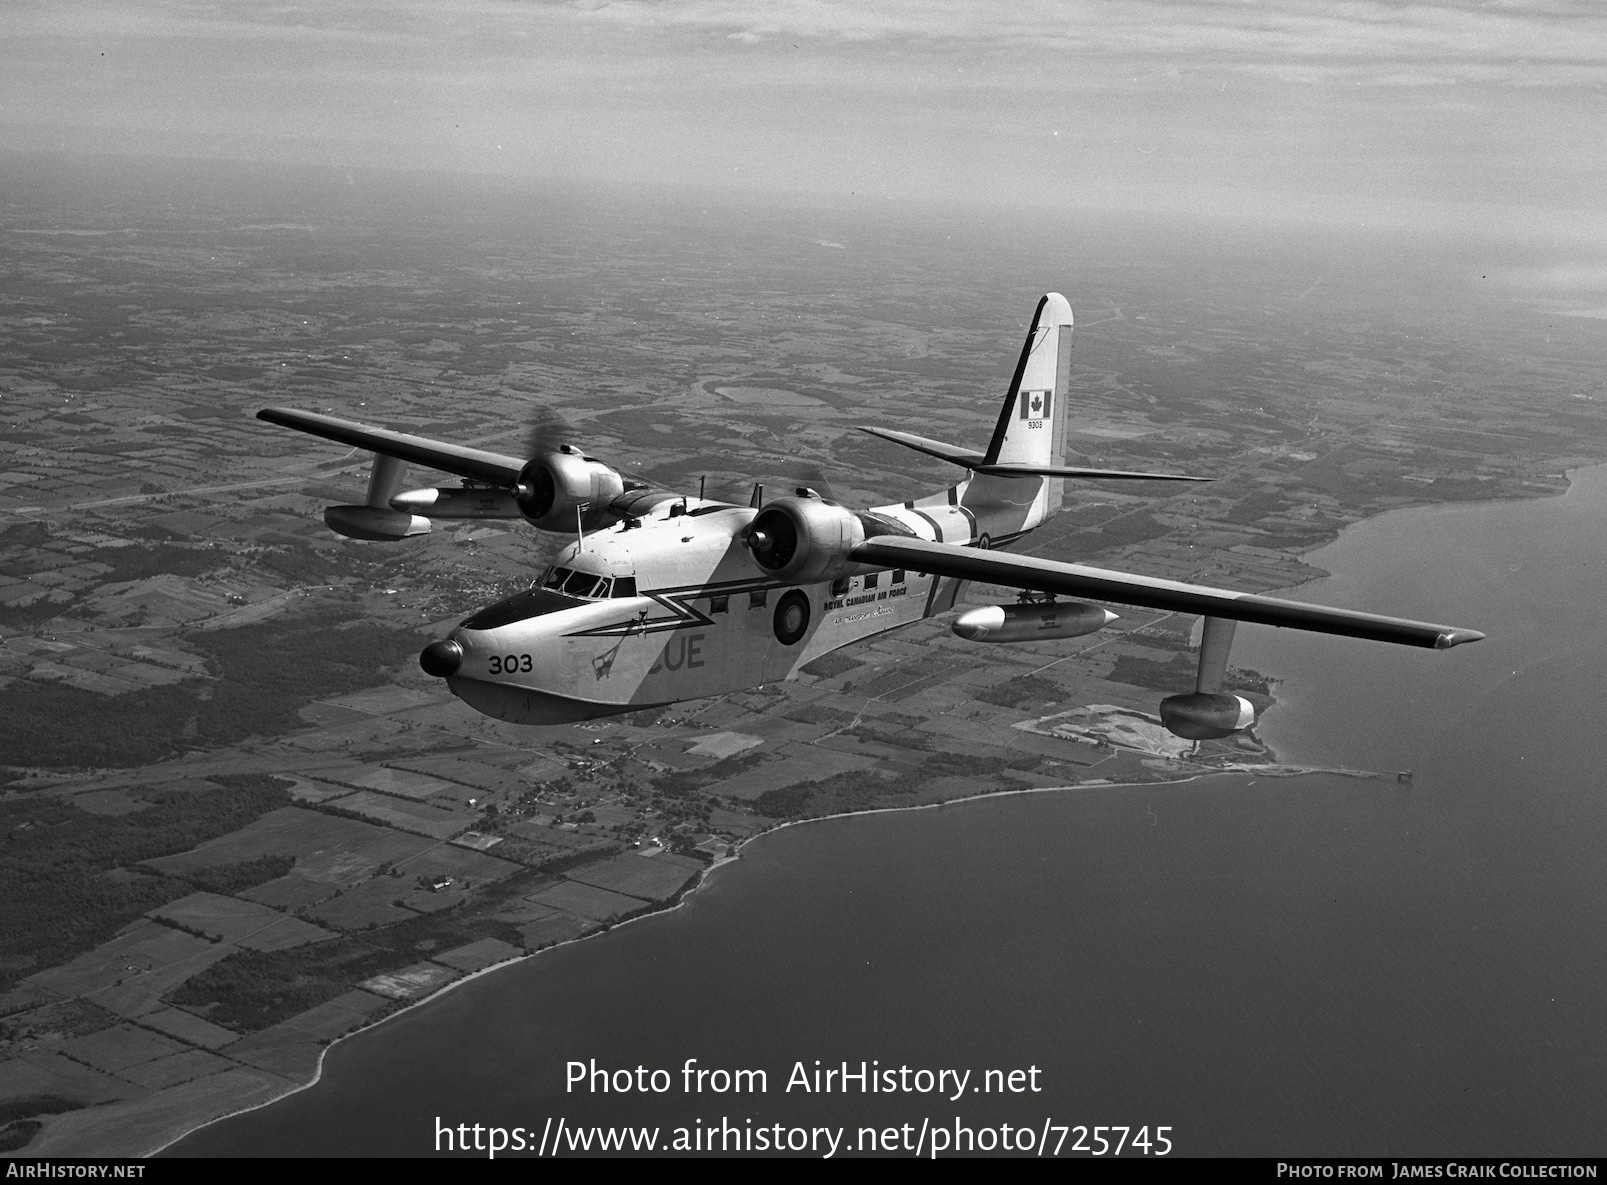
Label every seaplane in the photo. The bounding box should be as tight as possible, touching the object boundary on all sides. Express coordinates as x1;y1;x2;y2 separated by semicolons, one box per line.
258;293;1483;741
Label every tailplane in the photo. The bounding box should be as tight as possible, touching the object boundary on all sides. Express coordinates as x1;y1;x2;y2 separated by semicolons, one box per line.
858;292;1209;529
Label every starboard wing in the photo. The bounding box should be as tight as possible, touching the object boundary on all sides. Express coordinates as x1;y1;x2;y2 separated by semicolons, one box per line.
849;535;1484;649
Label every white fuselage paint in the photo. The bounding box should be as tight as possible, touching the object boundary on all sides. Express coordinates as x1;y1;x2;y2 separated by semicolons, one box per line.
443;477;1048;726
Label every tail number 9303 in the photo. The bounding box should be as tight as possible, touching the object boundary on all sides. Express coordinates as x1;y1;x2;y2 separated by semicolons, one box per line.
488;654;532;675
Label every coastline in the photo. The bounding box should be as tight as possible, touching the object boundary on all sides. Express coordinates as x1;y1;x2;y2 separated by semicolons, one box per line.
32;469;1602;1159
145;758;1381;1158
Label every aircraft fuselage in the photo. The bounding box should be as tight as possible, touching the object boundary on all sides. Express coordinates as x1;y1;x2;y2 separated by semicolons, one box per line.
438;477;1041;725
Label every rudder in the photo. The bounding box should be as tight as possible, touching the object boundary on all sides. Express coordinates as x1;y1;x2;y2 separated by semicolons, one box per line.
974;292;1074;512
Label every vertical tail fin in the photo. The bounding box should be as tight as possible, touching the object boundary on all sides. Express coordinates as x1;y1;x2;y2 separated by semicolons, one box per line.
965;293;1074;523
983;292;1073;471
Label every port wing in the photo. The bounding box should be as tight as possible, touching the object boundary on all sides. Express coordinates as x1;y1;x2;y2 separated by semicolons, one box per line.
849;536;1484;649
258;408;525;486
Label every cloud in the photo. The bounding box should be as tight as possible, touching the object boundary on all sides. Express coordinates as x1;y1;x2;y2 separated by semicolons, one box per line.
1487;264;1607;291
5;0;1603;236
28;1;1607;83
543;0;1607;84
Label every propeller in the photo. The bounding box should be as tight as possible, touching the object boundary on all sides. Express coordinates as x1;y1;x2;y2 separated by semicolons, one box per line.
517;404;841;517
708;457;838;504
511;403;661;523
521;406;578;460
507;406;579;515
743;501;799;569
786;461;837;502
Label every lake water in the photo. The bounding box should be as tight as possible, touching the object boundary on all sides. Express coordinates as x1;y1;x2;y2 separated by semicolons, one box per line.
172;470;1607;1157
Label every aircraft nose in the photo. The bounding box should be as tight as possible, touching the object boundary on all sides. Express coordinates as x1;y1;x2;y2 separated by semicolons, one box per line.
419;639;463;678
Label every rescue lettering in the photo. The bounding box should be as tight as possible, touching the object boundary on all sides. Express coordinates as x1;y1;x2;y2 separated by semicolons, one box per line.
649;632;706;675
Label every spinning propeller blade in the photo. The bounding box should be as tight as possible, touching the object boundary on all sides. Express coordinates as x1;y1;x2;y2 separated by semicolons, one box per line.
521;407;578;461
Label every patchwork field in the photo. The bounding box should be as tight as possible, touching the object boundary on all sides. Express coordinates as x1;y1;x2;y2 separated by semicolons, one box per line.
525;881;649;922
515;913;594;950
325;790;471;840
302;879;416;931
59;1024;188;1075
142;807;435;888
150;892;330;948
6;162;1604;1160
433;938;523;974
349;766;455;801
568;852;703;903
359;963;460;1001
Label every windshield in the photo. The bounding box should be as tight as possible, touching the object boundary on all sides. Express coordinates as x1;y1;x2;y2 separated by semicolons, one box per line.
460;588;582;630
541;566;638;600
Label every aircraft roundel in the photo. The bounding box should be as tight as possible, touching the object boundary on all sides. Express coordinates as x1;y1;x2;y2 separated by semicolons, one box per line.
773;590;810;645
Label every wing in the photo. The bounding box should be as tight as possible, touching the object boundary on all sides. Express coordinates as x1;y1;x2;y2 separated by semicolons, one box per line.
849;536;1484;649
857;426;1210;482
258;408;525;486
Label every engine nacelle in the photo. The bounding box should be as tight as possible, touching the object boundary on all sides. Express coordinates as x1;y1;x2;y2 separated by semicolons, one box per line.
390;486;522;519
953;601;1117;643
324;505;431;541
517;447;626;532
1159;692;1256;740
743;494;867;585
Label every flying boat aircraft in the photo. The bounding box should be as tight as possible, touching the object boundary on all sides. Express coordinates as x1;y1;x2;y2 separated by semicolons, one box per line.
259;293;1483;741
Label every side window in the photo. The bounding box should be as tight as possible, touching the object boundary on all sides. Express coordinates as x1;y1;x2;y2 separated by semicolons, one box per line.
709;594;729;614
748;589;767;609
613;576;638;598
543;567;570;589
830;577;850;598
892;569;906;584
863;572;879;590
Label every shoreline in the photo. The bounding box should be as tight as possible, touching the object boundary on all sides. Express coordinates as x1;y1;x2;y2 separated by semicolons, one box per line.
146;758;1379;1157
49;473;1586;1158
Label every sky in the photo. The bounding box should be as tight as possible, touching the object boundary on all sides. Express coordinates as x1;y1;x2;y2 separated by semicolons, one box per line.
2;1;1604;239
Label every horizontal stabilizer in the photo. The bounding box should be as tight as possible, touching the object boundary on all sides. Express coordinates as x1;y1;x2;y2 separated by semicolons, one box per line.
850;535;1485;650
859;426;1208;482
857;426;985;468
972;463;1211;482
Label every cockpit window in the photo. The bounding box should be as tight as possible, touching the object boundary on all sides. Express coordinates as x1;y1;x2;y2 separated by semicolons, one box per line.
562;570;601;598
536;566;634;600
464;567;636;628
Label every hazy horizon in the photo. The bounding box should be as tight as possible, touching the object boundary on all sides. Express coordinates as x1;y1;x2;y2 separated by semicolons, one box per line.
4;1;1604;248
